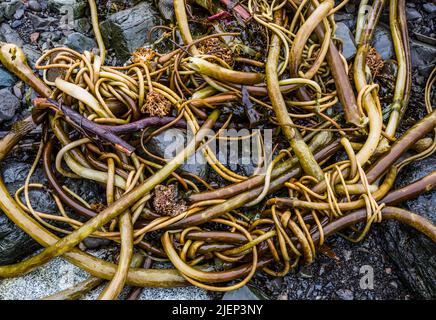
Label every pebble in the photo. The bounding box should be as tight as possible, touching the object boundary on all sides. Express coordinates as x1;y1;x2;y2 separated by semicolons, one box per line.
336;288;354;300
423;3;436;15
0;68;17;89
28;0;43;12
0;88;20;122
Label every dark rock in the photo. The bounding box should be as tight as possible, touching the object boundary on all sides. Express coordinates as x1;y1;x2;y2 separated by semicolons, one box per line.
335;22;356;60
27;12;57;29
0;213;41;265
146;128;208;179
63;32;97;52
336;289;354;300
3;0;23;20
410;40;436;77
371;25;394;60
47;0;86;19
74;17;91;34
423;3;436;15
334;12;355;30
100;2;162;62
406;7;423;22
222;285;265;300
377;156;436;299
155;0;175;21
0;4;5;24
28;0;43;12
10;19;22;28
82;237;111;250
22;44;41;68
0;88;20;122
0;68;17;89
0;23;24;46
13;7;24;20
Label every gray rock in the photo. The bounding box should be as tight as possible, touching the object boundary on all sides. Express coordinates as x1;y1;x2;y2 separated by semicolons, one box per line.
146;128;209;180
371;25;394;60
410;40;436;77
10;19;22;28
0;88;20;122
28;0;43;12
63;32;97;52
335;22;356;60
0;22;24;46
0;67;17;89
222;285;266;300
0;213;41;266
82;237;111;250
336;289;354;300
47;0;86;19
423;3;436;15
0;4;5;24
155;0;175;21
13;7;24;20
406;7;422;22
27;12;57;29
22;44;41;68
3;0;23;20
0;247;209;300
100;2;162;62
74;17;91;34
378;156;436;299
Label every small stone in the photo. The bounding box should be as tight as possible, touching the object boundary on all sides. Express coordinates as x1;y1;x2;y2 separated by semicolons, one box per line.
336;289;354;300
410;40;436;77
146;128;209;180
82;237;111;250
335;22;356;60
64;32;97;52
27;12;57;29
47;0;86;19
0;88;20;122
423;3;436;15
12;83;22;99
13;8;25;20
28;0;43;12
0;68;17;89
4;0;23;20
22;44;41;68
371;25;394;60
0;23;24;46
100;2;163;62
385;267;392;274
30;32;40;43
10;19;22;28
74;17;91;34
406;7;422;22
222;286;265;300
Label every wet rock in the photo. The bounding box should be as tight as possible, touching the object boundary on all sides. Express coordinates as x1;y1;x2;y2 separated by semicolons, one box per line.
28;12;57;30
0;68;17;89
0;88;20;122
423;3;436;15
10;19;22;28
22;44;41;68
48;0;86;19
336;289;354;300
222;285;265;300
377;156;436;299
100;2;162;62
74;17;91;34
0;213;41;265
13;8;25;20
406;7;423;22
82;237;111;250
335;22;356;60
3;0;24;20
146;128;209;180
371;25;394;60
0;23;24;46
28;0;43;12
410;40;436;77
63;32;97;52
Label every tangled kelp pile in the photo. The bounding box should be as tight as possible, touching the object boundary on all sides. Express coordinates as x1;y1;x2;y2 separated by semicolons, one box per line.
0;0;435;300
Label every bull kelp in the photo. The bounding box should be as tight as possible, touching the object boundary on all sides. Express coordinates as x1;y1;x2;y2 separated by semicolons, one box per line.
0;0;434;300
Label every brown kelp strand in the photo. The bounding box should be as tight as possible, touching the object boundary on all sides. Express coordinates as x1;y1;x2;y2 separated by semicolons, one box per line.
0;0;434;299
